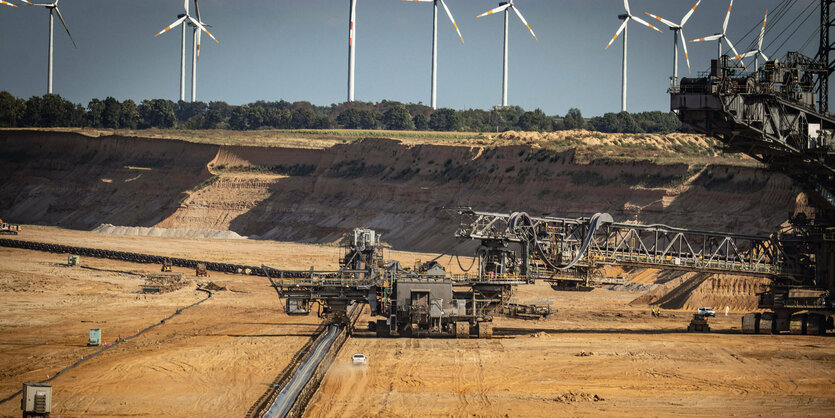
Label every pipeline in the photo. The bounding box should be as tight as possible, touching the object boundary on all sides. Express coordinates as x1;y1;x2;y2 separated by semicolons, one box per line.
0;287;214;406
0;238;339;279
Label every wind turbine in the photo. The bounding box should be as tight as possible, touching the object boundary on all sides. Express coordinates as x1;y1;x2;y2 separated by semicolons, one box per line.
740;9;769;72
189;0;219;102
689;0;744;67
605;0;662;112
21;0;76;95
348;0;357;102
155;0;216;102
155;0;190;101
645;0;701;88
402;0;464;110
477;0;538;107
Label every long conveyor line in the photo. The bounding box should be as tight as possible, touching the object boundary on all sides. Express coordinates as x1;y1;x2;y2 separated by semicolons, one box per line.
0;238;339;279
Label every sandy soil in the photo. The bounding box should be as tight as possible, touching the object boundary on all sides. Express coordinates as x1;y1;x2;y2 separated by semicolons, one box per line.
0;245;322;417
0;226;467;417
2;227;833;417
308;284;835;417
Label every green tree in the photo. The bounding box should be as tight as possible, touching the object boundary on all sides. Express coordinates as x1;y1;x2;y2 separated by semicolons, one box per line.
265;108;291;128
413;113;429;131
68;104;86;127
313;115;333;129
382;105;414;130
120;99;140;129
102;97;122;129
86;98;105;128
21;96;42;127
358;110;380;129
175;101;208;125
617;111;641;133
563;108;584;130
229;106;266;130
138;99;176;128
0;91;25;127
429;108;460;131
518;109;553;131
337;108;362;128
290;107;316;129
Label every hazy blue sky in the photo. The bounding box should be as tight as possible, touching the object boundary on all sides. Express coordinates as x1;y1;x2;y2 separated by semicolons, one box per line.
0;0;821;116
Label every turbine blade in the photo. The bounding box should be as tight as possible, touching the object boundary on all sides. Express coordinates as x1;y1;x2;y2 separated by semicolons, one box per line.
623;0;630;16
189;16;218;43
758;9;768;50
194;0;201;22
724;37;746;69
739;50;757;59
680;0;701;26
512;6;537;41
54;7;76;48
722;0;733;35
0;1;18;7
760;51;769;62
631;15;663;33
439;0;464;43
197;29;202;60
155;16;187;37
645;12;677;29
21;1;52;6
184;0;189;15
680;29;691;73
690;34;722;42
605;19;629;50
477;3;510;18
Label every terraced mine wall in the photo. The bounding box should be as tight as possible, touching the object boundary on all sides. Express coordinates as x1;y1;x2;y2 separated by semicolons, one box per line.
0;130;799;253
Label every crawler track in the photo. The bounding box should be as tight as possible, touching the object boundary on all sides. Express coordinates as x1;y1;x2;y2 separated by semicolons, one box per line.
0;238;339;279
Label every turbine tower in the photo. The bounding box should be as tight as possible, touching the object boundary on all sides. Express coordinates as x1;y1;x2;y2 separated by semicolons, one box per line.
605;0;662;112
21;0;77;95
348;0;357;102
477;0;538;107
402;0;464;110
740;10;769;72
190;0;218;102
690;0;744;66
645;0;701;88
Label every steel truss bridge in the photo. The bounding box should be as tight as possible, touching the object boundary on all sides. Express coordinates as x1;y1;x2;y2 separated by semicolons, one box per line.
455;209;791;283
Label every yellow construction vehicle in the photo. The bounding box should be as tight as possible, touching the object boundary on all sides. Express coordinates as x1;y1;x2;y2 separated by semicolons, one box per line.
161;259;173;272
0;219;21;235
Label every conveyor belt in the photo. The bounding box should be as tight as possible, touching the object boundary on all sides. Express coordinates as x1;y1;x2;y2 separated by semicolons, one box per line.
0;238;339;279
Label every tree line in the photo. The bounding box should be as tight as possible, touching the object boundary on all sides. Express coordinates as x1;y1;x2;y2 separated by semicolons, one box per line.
0;91;682;134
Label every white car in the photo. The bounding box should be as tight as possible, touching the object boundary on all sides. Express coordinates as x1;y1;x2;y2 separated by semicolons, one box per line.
352;353;366;365
697;307;716;317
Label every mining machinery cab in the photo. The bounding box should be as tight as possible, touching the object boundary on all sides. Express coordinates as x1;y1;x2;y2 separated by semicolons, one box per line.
372;274;495;339
285;297;311;315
